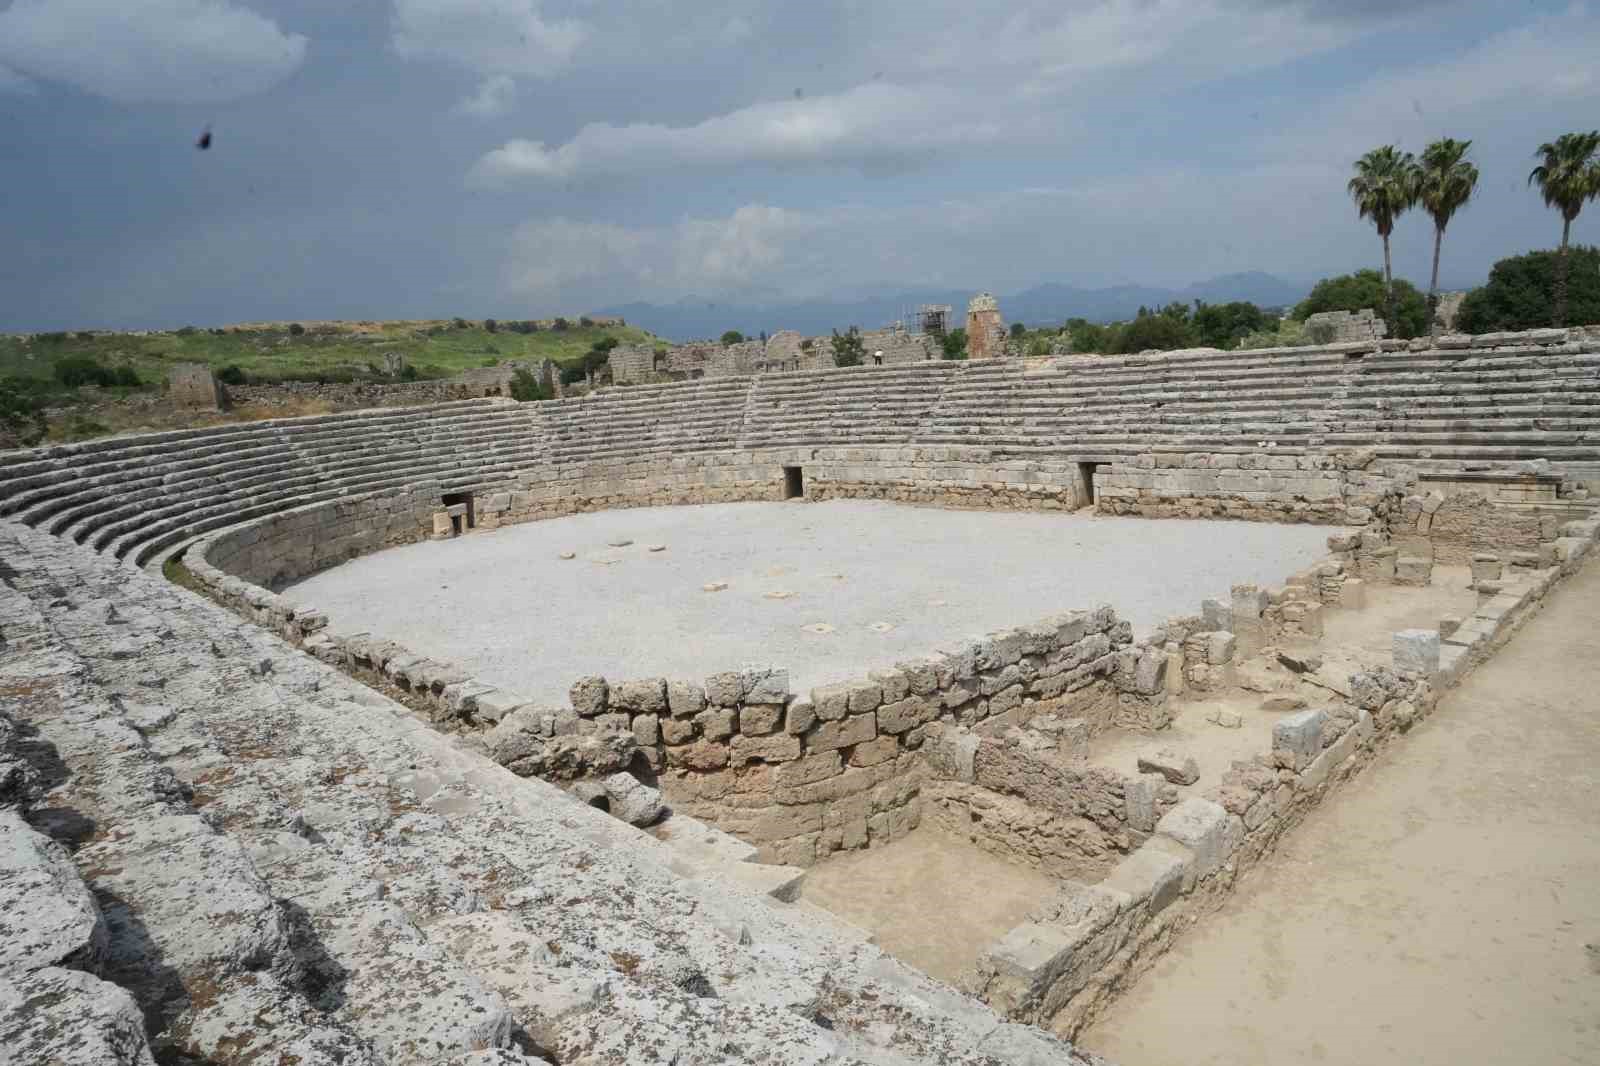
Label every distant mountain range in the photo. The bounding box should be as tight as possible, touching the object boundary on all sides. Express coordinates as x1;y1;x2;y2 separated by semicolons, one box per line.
595;271;1310;343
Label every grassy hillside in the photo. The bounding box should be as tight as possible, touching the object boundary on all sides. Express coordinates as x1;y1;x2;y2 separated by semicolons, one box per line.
0;318;658;388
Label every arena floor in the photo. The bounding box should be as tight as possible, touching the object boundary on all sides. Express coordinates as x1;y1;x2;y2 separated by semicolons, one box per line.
289;500;1339;705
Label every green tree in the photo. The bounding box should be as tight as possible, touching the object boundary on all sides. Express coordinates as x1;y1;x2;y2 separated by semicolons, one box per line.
288;322;306;335
1117;306;1195;353
0;379;47;449
1416;138;1479;336
720;330;745;345
1190;301;1267;349
1348;145;1419;325
1293;269;1429;339
1455;246;1600;333
831;327;865;367
940;327;968;360
1528;131;1600;327
484;318;498;332
1008;322;1026;339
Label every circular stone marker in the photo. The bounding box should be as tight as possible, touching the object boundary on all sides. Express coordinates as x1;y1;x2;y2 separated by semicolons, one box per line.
764;590;795;600
868;621;895;633
802;622;836;635
702;581;729;592
647;544;667;552
558;551;576;560
607;538;634;548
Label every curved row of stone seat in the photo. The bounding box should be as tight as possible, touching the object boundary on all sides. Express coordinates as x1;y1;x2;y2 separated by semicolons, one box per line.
1;520;1086;1065
0;398;547;567
538;378;751;463
740;362;960;447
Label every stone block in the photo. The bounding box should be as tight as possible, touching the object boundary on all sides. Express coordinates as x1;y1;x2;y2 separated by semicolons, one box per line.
1204;631;1236;665
810;683;852;722
1230;584;1267;621
848;736;900;768
1340;577;1367;609
1124;776;1159;832
1206;709;1243;729
876;696;937;734
1201;598;1233;633
660;717;694;745
1100;847;1185;915
1155;798;1237;881
1272;708;1326;769
609;678;667;714
925;728;980;783
630;714;660;747
729;732;802;766
739;704;783;736
784;698;816;735
1470;554;1502;584
650;682;698;720
1438;615;1462;639
805;713;876;754
694;706;737;741
742;667;790;704
1395;556;1432;587
1137;749;1199;785
569;676;608;717
1132;649;1167;695
472;689;527;725
703;671;745;707
1393;629;1440;678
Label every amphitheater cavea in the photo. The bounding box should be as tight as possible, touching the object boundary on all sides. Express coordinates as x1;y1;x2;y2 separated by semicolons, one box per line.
5;325;1600;1065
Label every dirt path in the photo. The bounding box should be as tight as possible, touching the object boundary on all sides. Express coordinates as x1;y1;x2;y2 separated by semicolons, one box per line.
1082;561;1600;1066
800;828;1058;985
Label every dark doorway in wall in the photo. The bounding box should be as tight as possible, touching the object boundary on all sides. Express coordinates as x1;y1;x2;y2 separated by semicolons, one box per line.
783;466;805;499
1078;463;1103;507
441;492;475;534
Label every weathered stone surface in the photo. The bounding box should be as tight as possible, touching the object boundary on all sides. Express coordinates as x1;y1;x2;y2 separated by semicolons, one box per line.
600;773;666;826
1155;797;1237;880
1273;708;1327;769
0;810;105;975
666;680;705;717
805;713;876;753
1393;629;1441;678
1137;749;1199;786
569;676;608;717
1101;846;1185;914
0;966;158;1066
610;678;667;714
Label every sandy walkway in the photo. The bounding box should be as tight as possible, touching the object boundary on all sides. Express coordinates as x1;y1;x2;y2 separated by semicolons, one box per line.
1081;560;1600;1066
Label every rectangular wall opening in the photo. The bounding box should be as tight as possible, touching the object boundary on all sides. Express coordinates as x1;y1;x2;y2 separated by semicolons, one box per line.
441;492;475;531
1078;462;1103;507
783;466;805;500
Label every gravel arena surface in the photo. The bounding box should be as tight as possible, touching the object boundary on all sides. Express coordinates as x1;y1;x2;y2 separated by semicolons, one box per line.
289;500;1339;704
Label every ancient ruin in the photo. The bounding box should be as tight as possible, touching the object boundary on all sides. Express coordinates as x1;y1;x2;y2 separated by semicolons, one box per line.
966;292;1007;359
4;324;1600;1063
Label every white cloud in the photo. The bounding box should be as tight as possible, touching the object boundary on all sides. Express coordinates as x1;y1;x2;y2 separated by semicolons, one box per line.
469;0;1382;185
392;0;585;78
457;74;516;117
470;81;998;184
0;0;306;103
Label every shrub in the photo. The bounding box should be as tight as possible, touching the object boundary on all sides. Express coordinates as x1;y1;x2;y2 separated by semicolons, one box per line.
941;327;968;360
484;318;498;332
551;317;570;331
74;331;94;340
1117;308;1195;353
288;323;306;336
399;364;418;382
0;378;47;449
175;326;197;337
1027;336;1052;357
1190;301;1268;349
54;355;113;388
109;366;140;388
1455;246;1600;333
451;317;468;330
36;331;68;344
1293;269;1428;339
61;414;109;441
831;327;865;367
217;365;248;385
1009;322;1026;339
509;367;547;402
579;316;595;328
721;330;745;345
559;364;586;385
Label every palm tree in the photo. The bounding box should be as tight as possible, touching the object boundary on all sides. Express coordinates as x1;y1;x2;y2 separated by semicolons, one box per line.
1416;138;1479;336
1529;131;1600;327
1348;146;1419;329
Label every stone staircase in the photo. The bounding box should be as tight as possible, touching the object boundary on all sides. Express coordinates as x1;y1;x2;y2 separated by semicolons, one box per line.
0;521;1088;1065
739;361;960;449
538;377;751;464
0;398;546;567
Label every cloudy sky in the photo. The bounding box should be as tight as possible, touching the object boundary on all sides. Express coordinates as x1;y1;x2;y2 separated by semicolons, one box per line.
2;0;1599;330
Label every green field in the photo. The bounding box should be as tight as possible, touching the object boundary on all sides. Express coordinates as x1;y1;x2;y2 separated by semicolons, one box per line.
0;319;659;390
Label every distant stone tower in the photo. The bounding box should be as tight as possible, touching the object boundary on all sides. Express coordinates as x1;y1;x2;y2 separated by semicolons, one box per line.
965;292;1006;359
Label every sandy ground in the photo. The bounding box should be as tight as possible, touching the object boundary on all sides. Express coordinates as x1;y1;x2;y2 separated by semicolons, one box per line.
1081;560;1600;1066
1323;564;1479;665
288;500;1336;704
800;828;1059;984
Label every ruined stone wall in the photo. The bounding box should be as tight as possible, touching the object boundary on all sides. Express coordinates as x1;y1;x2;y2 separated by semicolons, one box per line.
1303;308;1386;343
1095;450;1408;525
224;379;484;409
607;343;658;384
859;328;936;365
